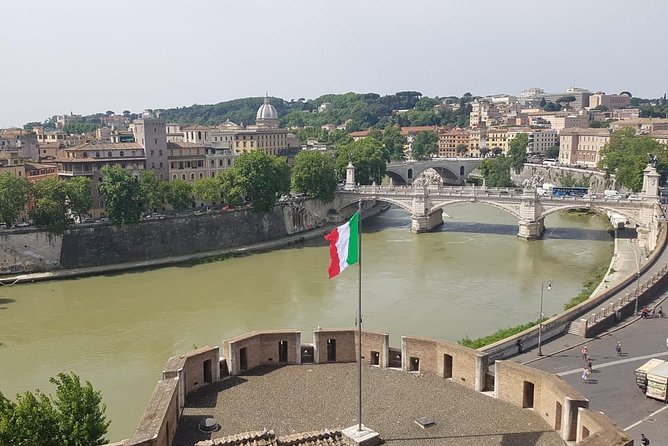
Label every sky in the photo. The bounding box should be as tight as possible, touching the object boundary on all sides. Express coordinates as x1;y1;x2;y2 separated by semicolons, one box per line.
1;0;667;128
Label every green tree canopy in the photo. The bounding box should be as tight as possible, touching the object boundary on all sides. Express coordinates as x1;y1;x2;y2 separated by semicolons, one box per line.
0;173;30;226
166;179;193;212
291;150;337;202
545;146;560;159
411;131;438;160
218;169;244;207
598;127;668;191
138;170;167;212
335;137;388;185
66;177;92;221
381;125;406;161
456;144;468;155
0;372;108;446
234;151;291;212
479;156;513;187
99;165;142;225
29;177;69;233
508;133;528;174
192;177;222;206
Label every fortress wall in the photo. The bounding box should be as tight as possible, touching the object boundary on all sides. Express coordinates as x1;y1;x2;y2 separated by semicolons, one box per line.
125;377;179;446
0;229;62;274
576;408;632;445
125;329;630;446
358;330;389;367
495;360;589;442
404;336;488;390
222;330;301;375
163;346;220;396
313;329;356;364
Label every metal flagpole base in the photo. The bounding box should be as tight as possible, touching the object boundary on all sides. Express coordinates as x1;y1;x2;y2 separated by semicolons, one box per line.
342;425;381;446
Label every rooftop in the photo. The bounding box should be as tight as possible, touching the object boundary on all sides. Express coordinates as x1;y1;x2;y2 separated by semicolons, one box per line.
174;364;563;446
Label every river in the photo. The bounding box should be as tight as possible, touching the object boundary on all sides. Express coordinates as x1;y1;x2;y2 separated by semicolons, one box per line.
0;204;613;440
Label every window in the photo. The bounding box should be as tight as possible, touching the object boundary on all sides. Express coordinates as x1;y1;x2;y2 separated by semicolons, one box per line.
199;172;203;179
120;151;124;157
181;174;186;180
159;162;163;168
158;150;162;156
96;151;100;157
150;150;155;156
190;173;195;180
172;174;177;180
154;139;158;145
108;152;112;157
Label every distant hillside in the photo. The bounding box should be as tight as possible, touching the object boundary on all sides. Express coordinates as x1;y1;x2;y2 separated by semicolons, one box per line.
156;91;474;131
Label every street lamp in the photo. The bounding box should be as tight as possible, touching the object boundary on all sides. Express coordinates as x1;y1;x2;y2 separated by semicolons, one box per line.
538;280;552;356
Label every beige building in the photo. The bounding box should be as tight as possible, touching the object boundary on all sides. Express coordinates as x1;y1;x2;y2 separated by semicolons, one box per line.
610;118;668;133
651;131;668;146
437;129;470;157
486;128;509;153
559;128;610;167
528;112;589;133
133;117;169;180
167;142;208;182
588;92;631;110
469;100;501;128
526;129;558;155
56;142;146;217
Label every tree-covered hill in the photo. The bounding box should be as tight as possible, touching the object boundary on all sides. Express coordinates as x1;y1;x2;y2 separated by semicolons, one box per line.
156;91;474;131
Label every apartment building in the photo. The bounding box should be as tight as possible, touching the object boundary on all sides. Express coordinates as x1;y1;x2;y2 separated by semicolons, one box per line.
588;92;631;110
56;142;146;217
437;129;469;157
133;117;169;179
527;112;589;133
559;128;610;167
610;118;668;133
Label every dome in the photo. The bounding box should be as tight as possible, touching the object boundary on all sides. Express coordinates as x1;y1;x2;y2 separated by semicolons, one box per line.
256;96;278;120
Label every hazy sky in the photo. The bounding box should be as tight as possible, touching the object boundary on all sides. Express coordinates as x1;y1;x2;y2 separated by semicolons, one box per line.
1;0;667;128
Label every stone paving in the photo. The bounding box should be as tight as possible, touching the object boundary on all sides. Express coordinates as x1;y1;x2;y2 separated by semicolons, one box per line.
174;364;565;446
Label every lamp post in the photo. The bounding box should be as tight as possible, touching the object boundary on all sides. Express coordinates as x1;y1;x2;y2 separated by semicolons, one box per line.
538;280;552;356
631;240;641;315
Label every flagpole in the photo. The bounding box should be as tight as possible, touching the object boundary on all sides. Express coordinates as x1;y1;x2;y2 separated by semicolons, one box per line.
357;199;363;432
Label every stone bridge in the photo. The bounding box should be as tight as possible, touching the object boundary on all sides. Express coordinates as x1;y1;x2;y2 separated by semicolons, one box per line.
329;163;663;253
384;158;482;185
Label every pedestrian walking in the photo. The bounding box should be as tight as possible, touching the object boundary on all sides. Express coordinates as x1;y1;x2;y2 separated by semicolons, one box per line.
615;341;622;357
516;339;524;354
640;433;650;445
581;345;588;360
586;356;593;372
581;367;590;383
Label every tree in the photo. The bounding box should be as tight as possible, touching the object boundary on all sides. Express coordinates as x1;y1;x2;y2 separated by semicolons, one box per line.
218;169;244;207
99;165;142;225
556;95;576;110
491;147;503;156
105;110;115;117
192;177;222;207
234;151;291;212
166;179;193;212
138;170;167;212
50;372;109;446
381;125;406;161
455;144;468;156
539;97;547;108
543;101;560;112
66;177;92;222
592;105;609;111
291;150;337;202
479;147;490;158
0;173;30;226
411;131;438;160
29;177;69;233
335;137;388;185
599;127;668;191
508;133;528;174
479;157;513;187
0;373;108;446
545;146;560;159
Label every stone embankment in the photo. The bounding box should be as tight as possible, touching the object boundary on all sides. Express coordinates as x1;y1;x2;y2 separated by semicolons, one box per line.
511;164;616;193
0;201;385;283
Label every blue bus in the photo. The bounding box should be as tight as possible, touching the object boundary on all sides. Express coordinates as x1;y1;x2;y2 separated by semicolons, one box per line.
552;187;588;197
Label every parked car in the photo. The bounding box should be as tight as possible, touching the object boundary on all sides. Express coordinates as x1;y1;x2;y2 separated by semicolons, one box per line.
16;222;30;227
82;217;95;224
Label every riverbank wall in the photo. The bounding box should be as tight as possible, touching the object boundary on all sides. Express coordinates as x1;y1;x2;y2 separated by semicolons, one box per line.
511;164;616;193
0;200;384;282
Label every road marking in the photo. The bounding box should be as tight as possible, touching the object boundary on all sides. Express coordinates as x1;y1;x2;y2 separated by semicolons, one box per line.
556;351;668;376
624;404;668;431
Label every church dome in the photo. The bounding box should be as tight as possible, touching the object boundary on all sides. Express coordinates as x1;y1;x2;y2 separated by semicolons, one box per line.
256;95;278;120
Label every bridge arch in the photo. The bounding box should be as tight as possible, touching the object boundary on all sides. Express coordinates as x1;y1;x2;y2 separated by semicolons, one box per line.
335;196;413;215
542;204;642;227
431;199;522;220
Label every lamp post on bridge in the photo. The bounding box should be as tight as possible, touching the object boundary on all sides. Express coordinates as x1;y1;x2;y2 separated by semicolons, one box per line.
538;280;552;356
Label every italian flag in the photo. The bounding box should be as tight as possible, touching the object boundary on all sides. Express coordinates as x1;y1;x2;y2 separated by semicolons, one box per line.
324;211;359;279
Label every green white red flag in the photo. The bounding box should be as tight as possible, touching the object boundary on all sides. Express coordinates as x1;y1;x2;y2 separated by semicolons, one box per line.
324;211;359;279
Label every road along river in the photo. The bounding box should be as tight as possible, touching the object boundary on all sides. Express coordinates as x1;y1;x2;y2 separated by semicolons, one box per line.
0;204;613;440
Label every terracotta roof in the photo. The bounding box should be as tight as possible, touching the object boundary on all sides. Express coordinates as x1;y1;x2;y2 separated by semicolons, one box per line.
400;126;438;135
195;430;349;446
167;141;204;149
66;142;143;151
348;130;370;137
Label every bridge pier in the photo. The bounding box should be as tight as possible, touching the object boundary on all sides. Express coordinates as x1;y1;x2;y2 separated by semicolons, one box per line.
411;209;443;233
518;218;545;240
